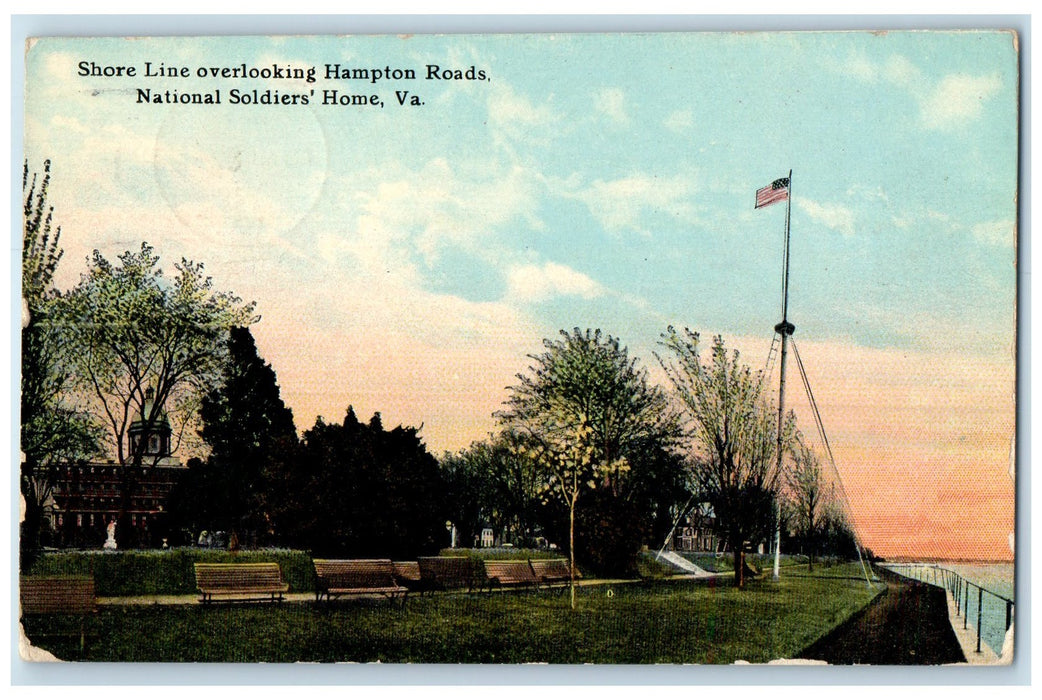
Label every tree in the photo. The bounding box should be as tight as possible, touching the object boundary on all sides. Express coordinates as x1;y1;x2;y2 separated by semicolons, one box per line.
499;328;678;607
267;408;447;558
440;429;544;548
166;326;297;545
784;438;826;570
819;507;859;562
60;243;256;547
600;434;693;565
440;446;492;549
20;160;99;568
659;328;794;587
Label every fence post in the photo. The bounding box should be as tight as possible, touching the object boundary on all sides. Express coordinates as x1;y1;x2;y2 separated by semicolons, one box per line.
963;580;969;630
976;587;983;653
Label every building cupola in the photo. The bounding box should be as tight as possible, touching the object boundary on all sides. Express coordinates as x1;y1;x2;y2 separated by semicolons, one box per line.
128;386;172;458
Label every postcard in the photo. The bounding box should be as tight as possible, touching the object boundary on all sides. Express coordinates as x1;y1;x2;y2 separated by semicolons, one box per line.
18;30;1018;668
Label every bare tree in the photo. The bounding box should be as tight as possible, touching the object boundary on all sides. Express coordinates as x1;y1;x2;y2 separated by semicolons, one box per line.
659;327;795;587
784;438;825;570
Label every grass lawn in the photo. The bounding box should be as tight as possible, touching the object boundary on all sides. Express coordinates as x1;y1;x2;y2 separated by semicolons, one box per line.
22;564;881;663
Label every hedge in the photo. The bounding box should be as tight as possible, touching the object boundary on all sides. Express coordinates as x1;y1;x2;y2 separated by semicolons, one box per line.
26;548;317;597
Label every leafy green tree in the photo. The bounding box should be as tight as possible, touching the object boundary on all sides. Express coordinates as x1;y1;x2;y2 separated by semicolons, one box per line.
440;429;543;548
499;328;678;607
166;327;297;545
60;243;256;547
267;408;447;558
20;160;100;568
583;434;693;572
659;328;794;587
440;447;489;549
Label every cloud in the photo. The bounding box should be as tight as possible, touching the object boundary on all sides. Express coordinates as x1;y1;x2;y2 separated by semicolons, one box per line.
837;51;921;86
487;83;559;146
883;55;921;86
842;54;879;82
505;261;605;303
325;158;543;269
920;73;1003;130
845;184;890;204
594;87;628;125
836;51;1002;131
48;114;91;135
567;173;696;235
796;197;856;237
663;109;694;133
972;219;1016;248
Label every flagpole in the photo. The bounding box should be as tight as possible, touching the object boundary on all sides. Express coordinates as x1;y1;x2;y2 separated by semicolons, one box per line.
773;169;793;582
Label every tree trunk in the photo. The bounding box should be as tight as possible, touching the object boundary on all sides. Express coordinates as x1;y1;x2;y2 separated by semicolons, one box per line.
20;496;44;573
569;501;576;610
734;549;745;588
117;465;142;549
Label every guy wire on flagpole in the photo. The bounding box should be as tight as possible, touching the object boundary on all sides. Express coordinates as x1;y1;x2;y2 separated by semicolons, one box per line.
772;168;793;582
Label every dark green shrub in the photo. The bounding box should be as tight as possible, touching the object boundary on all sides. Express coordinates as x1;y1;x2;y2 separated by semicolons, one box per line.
26;548;316;596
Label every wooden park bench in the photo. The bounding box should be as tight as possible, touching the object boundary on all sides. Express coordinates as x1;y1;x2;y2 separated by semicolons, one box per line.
529;558;580;588
417;556;480;594
392;561;424;592
483;560;539;592
194;562;289;604
313;559;408;605
20;576;97;656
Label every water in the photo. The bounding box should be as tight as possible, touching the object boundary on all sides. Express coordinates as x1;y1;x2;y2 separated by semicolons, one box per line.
883;562;1014;657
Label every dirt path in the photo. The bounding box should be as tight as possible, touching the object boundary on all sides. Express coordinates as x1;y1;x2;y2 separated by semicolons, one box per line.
798;571;965;665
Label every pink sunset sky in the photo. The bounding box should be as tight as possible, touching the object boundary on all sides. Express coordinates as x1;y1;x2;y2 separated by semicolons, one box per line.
24;32;1019;563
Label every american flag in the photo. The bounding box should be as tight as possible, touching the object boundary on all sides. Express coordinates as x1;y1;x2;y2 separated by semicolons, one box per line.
755;177;790;209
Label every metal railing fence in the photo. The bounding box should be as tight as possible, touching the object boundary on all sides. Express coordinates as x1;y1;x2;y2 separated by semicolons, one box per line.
883;563;1013;656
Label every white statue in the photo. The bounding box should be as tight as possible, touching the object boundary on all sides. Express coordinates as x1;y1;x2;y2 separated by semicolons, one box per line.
103;519;118;550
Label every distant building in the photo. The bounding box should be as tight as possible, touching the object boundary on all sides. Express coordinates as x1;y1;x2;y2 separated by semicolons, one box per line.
45;390;187;548
480;527;495;548
672;504;719;552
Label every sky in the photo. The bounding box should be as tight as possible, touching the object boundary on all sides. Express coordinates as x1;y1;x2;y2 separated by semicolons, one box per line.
22;31;1017;561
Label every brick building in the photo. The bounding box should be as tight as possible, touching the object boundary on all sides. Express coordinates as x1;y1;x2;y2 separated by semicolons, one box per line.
671;504;719;553
46;391;187;548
